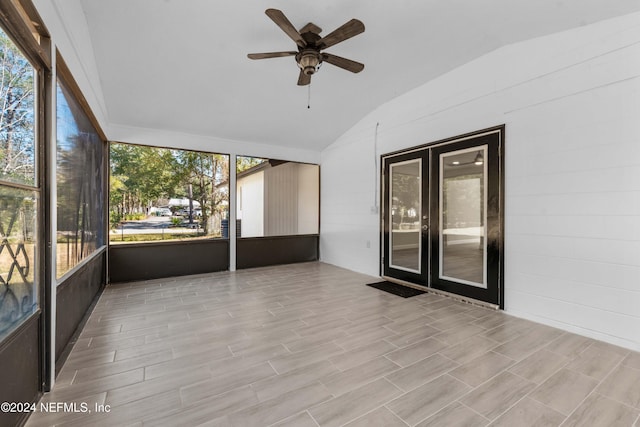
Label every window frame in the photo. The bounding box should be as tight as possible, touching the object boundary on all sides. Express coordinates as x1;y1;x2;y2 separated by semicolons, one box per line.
108;141;231;245
0;0;52;391
0;21;45;324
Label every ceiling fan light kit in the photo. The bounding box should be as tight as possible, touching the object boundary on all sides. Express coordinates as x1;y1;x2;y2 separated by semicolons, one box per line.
248;8;365;86
297;50;320;75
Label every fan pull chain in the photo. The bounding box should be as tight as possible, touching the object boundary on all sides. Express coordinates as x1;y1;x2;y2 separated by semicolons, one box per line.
307;83;311;109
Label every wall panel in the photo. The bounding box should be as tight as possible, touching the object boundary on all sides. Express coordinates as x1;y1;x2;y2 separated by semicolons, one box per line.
109;240;229;283
56;251;106;365
237;235;318;269
0;315;40;427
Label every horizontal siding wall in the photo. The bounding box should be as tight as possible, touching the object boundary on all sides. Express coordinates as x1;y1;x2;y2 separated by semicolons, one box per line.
320;12;640;350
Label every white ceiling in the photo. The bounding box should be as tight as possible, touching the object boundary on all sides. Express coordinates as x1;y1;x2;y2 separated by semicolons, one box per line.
52;0;640;152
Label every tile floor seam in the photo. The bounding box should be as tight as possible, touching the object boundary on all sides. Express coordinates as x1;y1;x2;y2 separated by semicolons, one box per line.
331;341;348;354
449;351;518;389
104;380;186;409
341;405;385;426
508;359;564;387
455;400;492;425
560;353;631;423
304;408;320;426
433;351;459;364
452;362;520;401
330;368;403;398
580;391;640;420
593;356;640;410
382;404;410;427
341;403;411;427
517;389;564;417
310;376;405;426
382;337;401;350
69;370;79;386
267;359;281;375
306;409;322;427
485;388;537;424
265;410;314;427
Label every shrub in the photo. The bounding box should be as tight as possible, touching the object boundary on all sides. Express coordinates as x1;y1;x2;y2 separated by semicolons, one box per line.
109;211;122;229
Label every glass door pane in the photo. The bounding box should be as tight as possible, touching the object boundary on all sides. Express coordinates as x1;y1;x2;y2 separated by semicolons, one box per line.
0;186;39;339
430;130;501;307
383;150;428;286
439;146;487;288
389;159;422;273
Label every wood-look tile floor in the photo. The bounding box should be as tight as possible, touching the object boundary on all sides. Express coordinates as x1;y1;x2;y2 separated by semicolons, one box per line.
26;262;640;427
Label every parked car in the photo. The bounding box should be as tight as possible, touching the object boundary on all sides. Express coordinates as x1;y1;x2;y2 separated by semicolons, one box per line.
177;208;202;217
156;207;172;216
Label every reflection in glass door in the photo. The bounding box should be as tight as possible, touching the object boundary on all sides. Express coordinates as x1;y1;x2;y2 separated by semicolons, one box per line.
440;146;487;288
390;159;422;272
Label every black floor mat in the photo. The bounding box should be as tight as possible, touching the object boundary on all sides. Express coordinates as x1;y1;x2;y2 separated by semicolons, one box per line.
366;281;426;298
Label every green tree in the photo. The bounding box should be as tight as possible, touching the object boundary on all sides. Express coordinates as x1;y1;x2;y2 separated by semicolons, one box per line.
236;156;266;173
175;151;228;235
0;30;35;185
109;143;181;218
392;173;420;226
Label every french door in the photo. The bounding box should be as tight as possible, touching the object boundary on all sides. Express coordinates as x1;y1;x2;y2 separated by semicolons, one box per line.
382;128;503;307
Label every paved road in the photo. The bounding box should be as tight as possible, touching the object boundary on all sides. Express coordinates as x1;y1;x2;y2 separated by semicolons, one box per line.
111;216;201;235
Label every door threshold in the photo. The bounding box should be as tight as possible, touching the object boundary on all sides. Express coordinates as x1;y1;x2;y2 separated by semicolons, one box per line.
381;276;499;310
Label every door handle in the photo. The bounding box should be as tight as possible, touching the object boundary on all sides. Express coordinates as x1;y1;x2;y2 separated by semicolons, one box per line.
422;224;429;231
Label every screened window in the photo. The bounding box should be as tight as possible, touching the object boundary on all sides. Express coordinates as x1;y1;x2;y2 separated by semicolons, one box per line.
56;79;105;278
0;29;36;186
109;143;229;243
236;157;319;237
0;26;39;339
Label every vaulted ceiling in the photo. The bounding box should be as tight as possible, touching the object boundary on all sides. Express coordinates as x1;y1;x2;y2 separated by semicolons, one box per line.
40;0;640;151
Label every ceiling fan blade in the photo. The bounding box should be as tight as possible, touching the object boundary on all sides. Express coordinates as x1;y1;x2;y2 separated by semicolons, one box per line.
265;9;306;48
317;19;364;49
248;51;298;60
297;70;311;86
322;53;364;73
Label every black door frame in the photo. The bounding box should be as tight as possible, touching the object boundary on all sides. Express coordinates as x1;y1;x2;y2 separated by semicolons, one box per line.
382;150;429;285
380;125;504;308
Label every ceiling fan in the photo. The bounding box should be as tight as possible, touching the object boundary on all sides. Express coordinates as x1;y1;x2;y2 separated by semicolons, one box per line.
248;8;365;86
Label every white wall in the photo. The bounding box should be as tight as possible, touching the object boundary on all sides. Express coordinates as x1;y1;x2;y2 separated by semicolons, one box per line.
237;171;264;237
321;12;640;350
